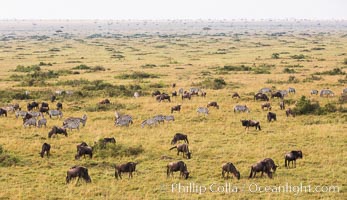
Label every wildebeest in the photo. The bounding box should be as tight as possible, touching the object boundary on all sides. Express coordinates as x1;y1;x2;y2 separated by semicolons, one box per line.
258;88;272;94
197;107;209;115
200;91;206;97
171;105;181;114
39;106;49;114
1;103;20;112
141;118;158;128
280;101;285;110
76;142;88;152
249;161;272;179
261;102;271;110
48;110;63;119
23;118;37;128
267;112;277;122
288;87;296;94
320;89;334;97
286;108;295;117
41;102;49;109
169;143;191;159
51;95;56;103
99;99;110;104
285;150;303;168
181;92;191;100
254;93;269;101
156;94;171;102
234;105;250;113
23;113;33;124
207;101;219;109
271;91;283;99
222;162;240;180
75;146;93;160
172;83;176;88
190;88;200;96
171;133;189;145
172;91;177;97
40;143;51;158
48;126;67;138
115;162;137;179
56;102;63;110
152;90;161;97
232;92;240;99
311;89;319;95
167;161;189;179
101;137;116;148
262;158;278;174
0;108;7;117
240;120;261;130
27;101;39;111
66;166;91;184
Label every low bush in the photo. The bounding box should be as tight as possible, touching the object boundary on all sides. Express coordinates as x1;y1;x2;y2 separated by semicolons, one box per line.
116;72;159;79
314;68;346;75
95;142;144;158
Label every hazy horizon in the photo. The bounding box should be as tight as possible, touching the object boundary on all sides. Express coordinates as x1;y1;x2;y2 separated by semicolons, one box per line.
0;0;346;20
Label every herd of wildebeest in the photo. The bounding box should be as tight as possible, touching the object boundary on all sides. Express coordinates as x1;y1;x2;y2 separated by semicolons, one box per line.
0;85;345;184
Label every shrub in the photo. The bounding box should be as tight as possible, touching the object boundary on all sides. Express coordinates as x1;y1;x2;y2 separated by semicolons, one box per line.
271;53;280;59
344;58;347;65
283;68;296;73
116;72;159;79
290;54;306;59
95;142;144;158
196;78;227;90
84;102;126;112
72;64;91;70
314;68;346;75
219;65;252;72
293;96;322;115
0;145;20;167
14;65;41;72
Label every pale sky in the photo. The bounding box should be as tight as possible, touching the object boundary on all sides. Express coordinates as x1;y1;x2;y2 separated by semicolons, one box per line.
0;0;346;20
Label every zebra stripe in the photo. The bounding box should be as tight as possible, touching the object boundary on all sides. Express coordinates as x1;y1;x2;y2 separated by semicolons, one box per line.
24;118;37;128
164;115;175;122
38;118;47;128
234;105;250;113
197;107;209;115
141;118;158;128
63;120;80;130
48;110;63;118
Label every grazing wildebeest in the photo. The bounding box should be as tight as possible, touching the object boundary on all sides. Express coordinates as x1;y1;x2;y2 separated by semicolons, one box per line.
262;158;278;174
40;143;51;158
207;101;219;109
39;106;49;114
311;89;319;95
280;101;285;110
222;162;240;180
23;113;33;124
66;166;91;184
75;146;93;160
261;102;271;110
115;162;137;179
286;108;295;117
41;102;49;109
48;110;63;119
156;94;171;102
267;112;277;122
240;120;261;130
181;92;191;100
48;126;67;138
320;89;334;97
197;107;209;115
254;93;269;101
164;115;175;122
171;105;181;114
169;143;191;159
288;87;296;94
101;137;116;148
0;108;7;117
258;88;272;94
200;91;206;97
141;118;158;128
234;105;250;113
249;161;272;179
167;161;189;179
76;142;88;152
23;118;37;128
51;95;56;103
99;99;110;104
152;90;161;97
27;101;39;111
56;102;63;110
171;133;189;145
172;91;177;97
172;83;176;88
232;92;240;98
271;91;283;99
285;150;303;168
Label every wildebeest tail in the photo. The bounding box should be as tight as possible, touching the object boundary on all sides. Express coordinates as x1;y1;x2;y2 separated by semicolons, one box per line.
258;124;261;130
186;137;189;144
249;167;253;178
169;146;177;151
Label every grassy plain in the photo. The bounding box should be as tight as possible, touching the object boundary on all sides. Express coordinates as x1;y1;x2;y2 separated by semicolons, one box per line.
0;20;346;199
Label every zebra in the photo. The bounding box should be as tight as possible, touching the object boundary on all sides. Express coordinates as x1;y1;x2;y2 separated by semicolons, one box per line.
311;89;319;95
233;105;250;113
278;90;288;97
320;89;334;97
141;118;158;128
64;114;87;127
48;110;63;119
115;118;133;127
258;88;272;94
197;107;209;115
164;115;175;122
2;104;20;112
38;114;47;128
288;87;296;94
28;111;41;118
134;92;140;98
23;118;37;128
153;115;165;124
178;88;184;95
63;120;80;131
15;110;27;119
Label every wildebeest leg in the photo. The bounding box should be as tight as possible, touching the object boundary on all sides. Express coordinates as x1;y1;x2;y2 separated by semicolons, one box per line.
249;168;253;178
119;171;122;179
222;170;225;178
294;160;296;168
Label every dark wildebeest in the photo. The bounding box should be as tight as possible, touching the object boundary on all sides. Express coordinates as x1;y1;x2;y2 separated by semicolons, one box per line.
190;90;199;96
99;99;110;104
76;142;88;152
27;101;39;111
152;90;161;97
101;137;116;148
66;166;91;184
169;143;191;159
48;126;67;138
75;146;93;160
56;102;63;110
240;120;261;130
232;92;240;99
51;95;56;103
207;101;219;109
249;161;272;179
280;101;285;110
0;108;7;117
39;106;49;114
271;91;283;99
262;158;278;174
40;143;51;158
254;93;269;101
222;162;240;180
181;92;191;100
115;162;137;179
267;112;277;122
172;83;176;88
172;91;177;97
261;102;271;110
286;108;295;117
171;105;181;114
171;133;189;145
22;113;33;124
285;150;303;168
200;91;206;97
156;94;171;102
167;161;189;179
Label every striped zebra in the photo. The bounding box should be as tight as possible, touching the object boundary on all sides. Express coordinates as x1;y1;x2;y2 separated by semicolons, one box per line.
28;111;41;118
178;88;184;95
259;88;272;94
164;115;175;122
197;107;209;115
23;118;37;128
48;110;63;119
63;120;80;130
153;115;165;124
320;89;334;97
278;90;288;97
234;105;250;113
141;118;158;128
64;114;87;127
115;117;133;127
38;116;47;128
311;89;319;95
15;110;27;119
288;87;296;94
190;88;200;93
